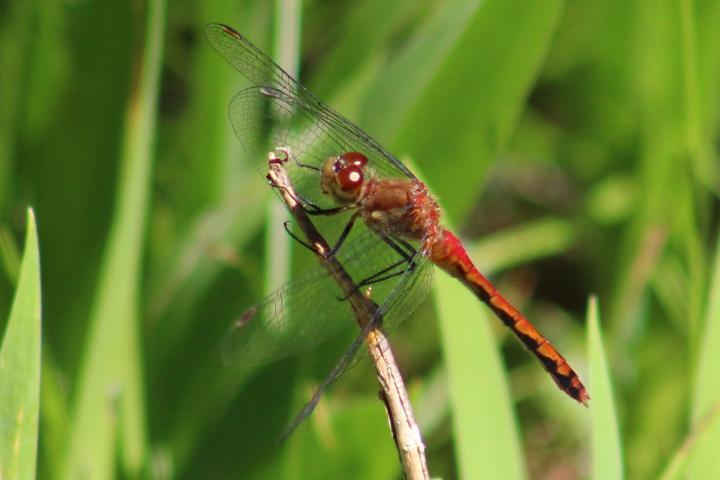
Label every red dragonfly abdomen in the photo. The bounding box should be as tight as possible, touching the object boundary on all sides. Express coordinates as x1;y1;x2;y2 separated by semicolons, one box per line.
430;229;589;404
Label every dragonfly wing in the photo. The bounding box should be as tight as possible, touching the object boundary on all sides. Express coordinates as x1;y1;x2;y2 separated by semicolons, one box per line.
228;86;349;208
222;230;426;370
279;251;434;439
377;253;434;330
206;23;414;180
222;266;335;369
205;23;303;96
228;86;412;210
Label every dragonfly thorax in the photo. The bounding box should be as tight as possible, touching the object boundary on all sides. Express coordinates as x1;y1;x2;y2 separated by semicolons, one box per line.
320;151;370;204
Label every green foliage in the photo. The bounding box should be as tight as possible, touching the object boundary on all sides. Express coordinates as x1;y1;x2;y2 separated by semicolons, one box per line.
588;298;623;480
435;270;525;480
62;0;165;477
686;233;720;478
1;0;719;478
0;210;41;480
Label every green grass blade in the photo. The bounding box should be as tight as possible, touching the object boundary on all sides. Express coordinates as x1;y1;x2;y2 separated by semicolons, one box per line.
362;0;487;141
392;0;565;222
430;212;581;478
0;208;41;480
587;296;624;480
279;397;398;480
687;232;720;479
266;0;301;294
62;1;166;477
468;217;575;274
657;401;720;480
435;271;525;480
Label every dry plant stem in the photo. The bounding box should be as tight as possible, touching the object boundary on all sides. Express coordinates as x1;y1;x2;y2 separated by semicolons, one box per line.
266;157;429;480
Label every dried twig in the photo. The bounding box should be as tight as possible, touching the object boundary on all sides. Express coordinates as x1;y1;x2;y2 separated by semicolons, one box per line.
266;153;429;479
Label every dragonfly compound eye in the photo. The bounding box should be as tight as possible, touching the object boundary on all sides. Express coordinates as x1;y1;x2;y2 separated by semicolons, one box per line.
336;165;364;191
340;151;368;167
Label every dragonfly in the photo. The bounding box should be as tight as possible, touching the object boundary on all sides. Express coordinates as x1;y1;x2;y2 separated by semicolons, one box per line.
206;23;589;431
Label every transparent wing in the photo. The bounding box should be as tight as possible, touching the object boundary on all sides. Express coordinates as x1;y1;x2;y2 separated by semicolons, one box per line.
278;252;434;439
222;229;431;370
318;252;436;382
205;23;415;182
207;22;438;438
228;86;362;209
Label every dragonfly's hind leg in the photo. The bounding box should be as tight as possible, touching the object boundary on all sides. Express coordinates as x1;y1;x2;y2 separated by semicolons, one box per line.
338;236;418;301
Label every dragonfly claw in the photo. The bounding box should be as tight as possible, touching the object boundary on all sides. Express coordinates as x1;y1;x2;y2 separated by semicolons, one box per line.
267;146;292;165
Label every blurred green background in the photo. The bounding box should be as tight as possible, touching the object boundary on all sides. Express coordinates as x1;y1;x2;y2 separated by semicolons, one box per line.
1;0;720;478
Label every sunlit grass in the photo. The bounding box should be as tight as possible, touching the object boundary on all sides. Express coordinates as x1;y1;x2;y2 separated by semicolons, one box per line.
0;210;41;480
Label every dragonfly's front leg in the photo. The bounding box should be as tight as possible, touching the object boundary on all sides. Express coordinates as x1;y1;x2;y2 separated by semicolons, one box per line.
268;147;351;215
270;147;361;257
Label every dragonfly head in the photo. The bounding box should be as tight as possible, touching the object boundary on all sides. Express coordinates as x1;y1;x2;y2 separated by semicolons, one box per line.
321;151;369;204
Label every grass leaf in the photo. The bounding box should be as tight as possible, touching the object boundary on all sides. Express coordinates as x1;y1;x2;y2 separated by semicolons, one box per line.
0;208;42;480
62;1;166;477
392;0;565;221
588;296;624;480
687;232;720;478
435;270;525;480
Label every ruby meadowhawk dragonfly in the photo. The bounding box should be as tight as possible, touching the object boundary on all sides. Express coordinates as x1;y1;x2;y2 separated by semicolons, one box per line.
206;23;589;427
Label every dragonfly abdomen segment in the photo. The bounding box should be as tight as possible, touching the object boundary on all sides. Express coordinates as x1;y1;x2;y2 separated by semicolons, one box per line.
430;229;589;405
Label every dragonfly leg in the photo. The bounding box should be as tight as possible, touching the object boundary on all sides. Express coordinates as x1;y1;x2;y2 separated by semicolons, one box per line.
339;258;411;299
282;212;360;258
295;193;349;215
271;181;349;215
282;221;316;253
381;235;416;260
272;145;323;172
338;236;418;301
329;211;360;256
269;148;361;216
269;148;346;214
